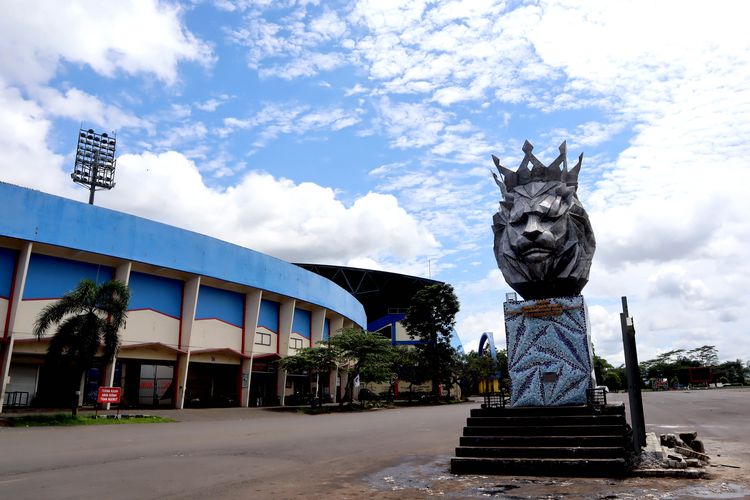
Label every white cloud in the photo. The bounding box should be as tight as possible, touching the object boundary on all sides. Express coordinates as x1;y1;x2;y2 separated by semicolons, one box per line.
100;151;439;265
0;82;72;196
31;87;146;131
219;103;362;147
0;0;213;86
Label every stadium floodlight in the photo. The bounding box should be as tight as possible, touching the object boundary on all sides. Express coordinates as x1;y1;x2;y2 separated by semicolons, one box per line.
71;127;117;205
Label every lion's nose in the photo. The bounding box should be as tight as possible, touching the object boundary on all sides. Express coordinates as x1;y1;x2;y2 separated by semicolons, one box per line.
523;215;543;240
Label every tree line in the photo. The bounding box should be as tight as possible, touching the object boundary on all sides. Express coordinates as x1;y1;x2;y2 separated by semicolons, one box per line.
282;283;463;404
594;345;749;391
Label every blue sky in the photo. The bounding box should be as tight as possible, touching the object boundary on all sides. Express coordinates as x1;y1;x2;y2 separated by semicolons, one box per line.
1;0;749;365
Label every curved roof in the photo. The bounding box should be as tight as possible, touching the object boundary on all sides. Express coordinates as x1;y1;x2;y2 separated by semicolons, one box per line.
294;263;441;320
0;182;365;327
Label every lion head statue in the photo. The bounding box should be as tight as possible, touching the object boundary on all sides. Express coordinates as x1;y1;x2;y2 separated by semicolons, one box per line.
492;141;595;300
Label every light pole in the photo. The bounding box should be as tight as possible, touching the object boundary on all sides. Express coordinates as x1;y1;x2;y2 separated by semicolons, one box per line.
71;128;117;205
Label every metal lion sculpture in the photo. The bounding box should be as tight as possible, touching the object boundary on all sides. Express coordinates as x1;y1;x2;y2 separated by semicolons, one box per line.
492;140;595;300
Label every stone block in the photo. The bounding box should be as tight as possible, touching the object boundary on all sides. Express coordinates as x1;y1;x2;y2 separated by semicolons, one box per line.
679;431;697;444
660;433;687;449
690;439;705;453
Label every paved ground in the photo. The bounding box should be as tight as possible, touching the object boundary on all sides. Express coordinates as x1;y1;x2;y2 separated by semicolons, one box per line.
0;389;748;499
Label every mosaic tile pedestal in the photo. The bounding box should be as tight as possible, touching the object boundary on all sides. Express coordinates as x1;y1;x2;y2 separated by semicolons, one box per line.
504;295;595;406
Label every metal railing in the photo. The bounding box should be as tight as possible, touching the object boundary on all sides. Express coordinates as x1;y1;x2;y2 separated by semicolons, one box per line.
481;391;507;409
4;391;30;407
587;387;608;408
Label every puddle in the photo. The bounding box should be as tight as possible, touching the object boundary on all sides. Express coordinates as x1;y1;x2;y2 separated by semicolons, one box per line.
667;482;750;499
365;456;749;499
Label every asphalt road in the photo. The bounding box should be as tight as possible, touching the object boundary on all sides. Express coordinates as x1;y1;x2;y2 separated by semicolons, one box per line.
0;389;748;499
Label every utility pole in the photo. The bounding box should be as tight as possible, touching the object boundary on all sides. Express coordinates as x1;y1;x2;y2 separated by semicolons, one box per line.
620;296;646;452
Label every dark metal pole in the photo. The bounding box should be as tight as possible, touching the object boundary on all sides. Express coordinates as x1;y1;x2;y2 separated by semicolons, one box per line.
620;296;646;452
88;151;98;205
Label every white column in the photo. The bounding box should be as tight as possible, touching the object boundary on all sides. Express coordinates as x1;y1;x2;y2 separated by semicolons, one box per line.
276;298;295;405
310;308;326;348
0;242;32;414
103;261;132;410
240;289;262;407
330;317;344;337
175;276;200;409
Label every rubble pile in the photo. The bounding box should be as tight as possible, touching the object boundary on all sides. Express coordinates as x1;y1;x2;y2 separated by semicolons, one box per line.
636;431;711;477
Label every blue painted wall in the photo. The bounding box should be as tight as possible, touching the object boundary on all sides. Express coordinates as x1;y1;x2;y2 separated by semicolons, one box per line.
128;272;183;318
323;318;330;341
0;247;17;298
292;309;311;339
23;254;114;300
258;299;279;332
196;285;244;328
0;182;365;327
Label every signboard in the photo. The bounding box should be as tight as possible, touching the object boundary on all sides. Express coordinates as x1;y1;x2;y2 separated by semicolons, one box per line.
97;386;122;404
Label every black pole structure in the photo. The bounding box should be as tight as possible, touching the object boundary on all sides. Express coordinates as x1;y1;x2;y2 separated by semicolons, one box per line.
88;150;99;205
72;128;117;205
620;296;646;452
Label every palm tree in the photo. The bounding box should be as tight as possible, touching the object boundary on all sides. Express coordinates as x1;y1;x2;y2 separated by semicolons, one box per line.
34;279;130;415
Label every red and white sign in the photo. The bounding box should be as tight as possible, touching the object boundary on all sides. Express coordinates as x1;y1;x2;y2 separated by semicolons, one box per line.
97;387;122;404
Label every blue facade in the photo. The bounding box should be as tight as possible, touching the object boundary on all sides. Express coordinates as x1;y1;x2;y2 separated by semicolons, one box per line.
292;309;311;339
196;285;244;328
0;182;365;327
0;247;16;298
258;299;279;332
23;254;114;300
128;272;183;318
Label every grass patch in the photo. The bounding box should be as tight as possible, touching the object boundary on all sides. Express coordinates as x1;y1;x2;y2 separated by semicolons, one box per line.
5;414;175;427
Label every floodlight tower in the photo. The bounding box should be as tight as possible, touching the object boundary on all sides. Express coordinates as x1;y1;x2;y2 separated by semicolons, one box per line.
71;127;117;205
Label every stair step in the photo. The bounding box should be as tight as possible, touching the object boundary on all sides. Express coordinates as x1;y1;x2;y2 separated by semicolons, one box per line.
471;404;625;418
455;445;626;459
460;435;627;447
463;424;626;437
450;457;628;477
467;415;625;427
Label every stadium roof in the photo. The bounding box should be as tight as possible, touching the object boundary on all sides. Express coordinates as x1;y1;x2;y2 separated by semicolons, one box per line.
294;263;441;320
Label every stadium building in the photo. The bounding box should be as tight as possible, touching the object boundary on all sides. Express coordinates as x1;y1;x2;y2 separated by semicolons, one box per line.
0;182;367;412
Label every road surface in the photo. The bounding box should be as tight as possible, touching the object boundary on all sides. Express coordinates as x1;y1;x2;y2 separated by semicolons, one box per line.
1;388;748;499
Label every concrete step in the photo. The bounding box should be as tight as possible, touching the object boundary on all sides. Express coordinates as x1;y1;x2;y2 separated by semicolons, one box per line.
463;424;626;437
471;404;625;418
450;457;628;477
460;435;627;448
455;445;627;459
466;414;625;427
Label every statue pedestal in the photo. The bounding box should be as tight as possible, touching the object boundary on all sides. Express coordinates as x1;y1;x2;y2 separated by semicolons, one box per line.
504;295;595;406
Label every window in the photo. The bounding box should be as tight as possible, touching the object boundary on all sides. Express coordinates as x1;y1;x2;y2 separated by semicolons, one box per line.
255;332;272;346
290;337;303;350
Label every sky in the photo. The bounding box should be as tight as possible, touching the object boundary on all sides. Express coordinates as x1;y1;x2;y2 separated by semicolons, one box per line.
1;0;749;367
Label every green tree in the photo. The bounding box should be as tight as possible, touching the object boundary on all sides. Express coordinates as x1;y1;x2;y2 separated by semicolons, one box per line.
328;327;394;405
279;346;340;405
593;354;615;386
401;283;460;399
713;359;744;385
686;345;719;367
391;346;428;401
34;279;130;415
603;371;622;391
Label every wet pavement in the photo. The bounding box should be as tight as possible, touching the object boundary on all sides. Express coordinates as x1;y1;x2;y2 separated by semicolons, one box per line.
364;454;750;499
